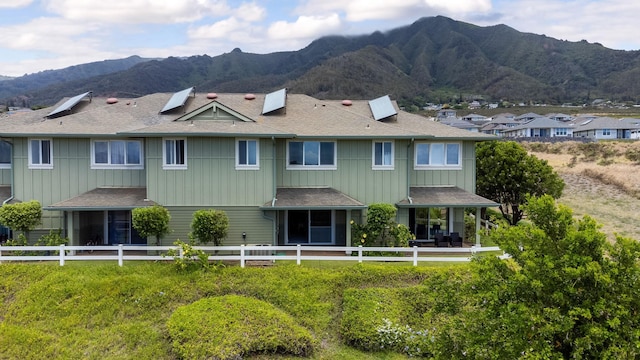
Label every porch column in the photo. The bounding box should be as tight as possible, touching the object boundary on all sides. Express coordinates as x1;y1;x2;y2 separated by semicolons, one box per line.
66;211;76;255
346;209;352;253
475;207;482;247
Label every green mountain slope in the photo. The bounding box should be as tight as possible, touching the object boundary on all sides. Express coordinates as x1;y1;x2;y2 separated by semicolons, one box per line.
5;16;640;107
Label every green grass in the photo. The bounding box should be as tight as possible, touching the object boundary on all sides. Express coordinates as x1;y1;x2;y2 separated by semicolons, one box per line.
0;261;472;359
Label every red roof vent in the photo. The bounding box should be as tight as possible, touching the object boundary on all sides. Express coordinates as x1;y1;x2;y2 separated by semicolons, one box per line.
244;93;256;100
342;99;352;106
206;93;218;99
106;97;118;104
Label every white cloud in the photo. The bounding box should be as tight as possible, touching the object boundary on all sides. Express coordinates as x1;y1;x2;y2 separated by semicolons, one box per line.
188;17;245;39
0;0;32;8
294;0;492;21
235;2;266;22
42;0;231;24
0;17;101;52
268;14;342;40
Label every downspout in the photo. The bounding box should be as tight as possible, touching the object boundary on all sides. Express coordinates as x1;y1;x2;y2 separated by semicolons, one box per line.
406;138;413;204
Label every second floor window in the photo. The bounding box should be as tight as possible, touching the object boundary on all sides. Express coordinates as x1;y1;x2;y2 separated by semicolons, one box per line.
287;141;336;169
415;142;461;169
163;138;186;169
29;139;53;169
92;139;143;169
373;141;394;169
236;139;259;169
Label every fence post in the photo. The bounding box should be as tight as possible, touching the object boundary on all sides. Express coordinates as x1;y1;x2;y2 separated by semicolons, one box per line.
240;244;245;268
179;246;184;260
413;246;418;266
296;244;301;265
59;244;65;266
118;244;124;267
358;245;363;263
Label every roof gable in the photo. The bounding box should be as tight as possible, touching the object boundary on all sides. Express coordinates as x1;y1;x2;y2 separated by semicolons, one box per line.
175;101;255;122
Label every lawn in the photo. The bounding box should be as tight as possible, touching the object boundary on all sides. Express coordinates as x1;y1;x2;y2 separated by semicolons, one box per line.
0;261;470;359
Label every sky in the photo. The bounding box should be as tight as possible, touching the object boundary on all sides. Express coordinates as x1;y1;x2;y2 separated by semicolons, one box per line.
1;0;639;77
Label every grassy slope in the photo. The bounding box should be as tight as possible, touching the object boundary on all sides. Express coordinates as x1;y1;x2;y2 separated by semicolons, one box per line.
0;261;466;359
524;141;640;241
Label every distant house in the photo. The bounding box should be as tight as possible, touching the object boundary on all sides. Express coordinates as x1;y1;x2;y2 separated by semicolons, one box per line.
436;109;457;120
514;112;543;122
460;113;488;123
480;115;520;136
502;117;573;138
545;113;573;122
0;89;497;247
440;118;480;132
572;117;640;139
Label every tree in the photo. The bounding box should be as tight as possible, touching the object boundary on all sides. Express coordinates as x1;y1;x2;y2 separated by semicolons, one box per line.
132;205;171;246
462;195;640;358
0;200;42;242
190;209;229;246
351;203;413;247
476;140;564;225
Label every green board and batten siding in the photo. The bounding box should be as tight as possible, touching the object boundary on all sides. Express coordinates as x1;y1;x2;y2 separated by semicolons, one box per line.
145;137;274;206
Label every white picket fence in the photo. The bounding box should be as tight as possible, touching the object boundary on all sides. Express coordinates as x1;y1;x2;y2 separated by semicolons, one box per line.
0;244;505;268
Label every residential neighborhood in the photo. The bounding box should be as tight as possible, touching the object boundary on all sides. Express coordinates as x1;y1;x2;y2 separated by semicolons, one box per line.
0;89;497;248
433;109;640;140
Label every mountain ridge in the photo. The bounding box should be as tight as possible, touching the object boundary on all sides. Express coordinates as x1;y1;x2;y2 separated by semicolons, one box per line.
3;16;640;108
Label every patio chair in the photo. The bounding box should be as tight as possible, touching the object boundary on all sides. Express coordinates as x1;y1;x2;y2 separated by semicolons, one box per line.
450;232;462;247
435;233;448;247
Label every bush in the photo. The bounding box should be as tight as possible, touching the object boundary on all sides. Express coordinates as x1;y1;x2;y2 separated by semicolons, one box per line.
132;205;171;245
167;295;315;359
164;239;220;272
351;203;413;247
190;209;228;246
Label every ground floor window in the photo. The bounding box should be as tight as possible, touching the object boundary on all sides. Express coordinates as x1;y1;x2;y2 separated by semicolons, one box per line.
409;207;450;240
282;209;346;245
79;210;145;245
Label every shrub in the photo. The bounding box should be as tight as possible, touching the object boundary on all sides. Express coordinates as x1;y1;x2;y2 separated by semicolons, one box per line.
167;295;315;359
351;203;413;247
190;209;228;246
164;239;219;272
0;200;42;242
132;205;171;245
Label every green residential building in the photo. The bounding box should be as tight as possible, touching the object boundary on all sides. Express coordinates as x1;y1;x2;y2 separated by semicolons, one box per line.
0;88;496;247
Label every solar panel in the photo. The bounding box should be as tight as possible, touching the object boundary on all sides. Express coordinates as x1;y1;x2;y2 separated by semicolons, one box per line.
47;91;92;118
369;95;397;121
160;87;195;113
262;88;286;114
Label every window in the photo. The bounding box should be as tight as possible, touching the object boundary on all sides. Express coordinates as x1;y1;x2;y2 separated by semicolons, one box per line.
287;141;336;169
415;142;461;169
0;141;10;169
236;139;259;169
163;138;186;169
556;128;567;136
372;141;394;169
29;139;53;169
92;139;143;169
602;129;611;136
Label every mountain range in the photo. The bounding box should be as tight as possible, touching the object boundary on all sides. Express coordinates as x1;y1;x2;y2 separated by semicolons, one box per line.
3;16;640;109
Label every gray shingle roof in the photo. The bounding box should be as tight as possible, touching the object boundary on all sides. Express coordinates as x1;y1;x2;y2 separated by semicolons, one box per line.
46;187;154;210
262;187;366;209
0;92;496;141
396;186;497;207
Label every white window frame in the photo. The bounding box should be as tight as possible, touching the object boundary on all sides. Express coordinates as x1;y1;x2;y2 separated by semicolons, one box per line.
91;139;144;170
0;141;11;169
602;129;611;136
236;139;260;170
372;140;394;170
163;138;187;170
556;128;567;136
414;142;462;170
286;140;337;170
28;138;53;169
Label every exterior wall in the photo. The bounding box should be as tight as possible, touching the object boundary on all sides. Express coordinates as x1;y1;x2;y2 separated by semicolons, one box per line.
0;169;11;186
597;130;617;140
277;139;409;204
162;206;274;246
146;137;274;206
410;140;476;192
13;137;146;206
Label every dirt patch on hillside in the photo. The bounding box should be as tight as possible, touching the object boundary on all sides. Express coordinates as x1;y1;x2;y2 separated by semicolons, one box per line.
526;141;640;241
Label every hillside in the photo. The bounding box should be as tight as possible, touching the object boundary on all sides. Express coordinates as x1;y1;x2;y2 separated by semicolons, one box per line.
4;16;640;108
523;141;640;241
